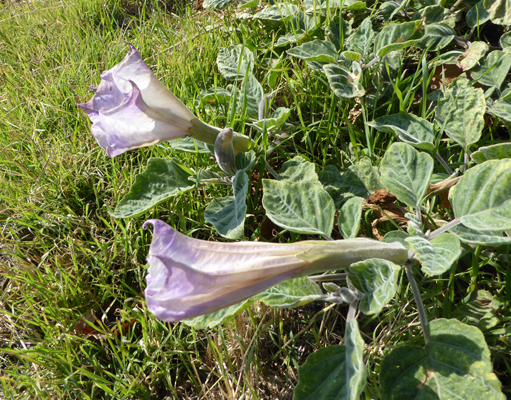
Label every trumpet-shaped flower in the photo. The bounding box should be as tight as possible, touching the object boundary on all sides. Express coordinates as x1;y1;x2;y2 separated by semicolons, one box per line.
78;43;250;157
214;128;236;175
143;220;408;322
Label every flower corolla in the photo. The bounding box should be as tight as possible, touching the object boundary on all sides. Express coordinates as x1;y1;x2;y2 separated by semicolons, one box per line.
143;220;408;322
78;43;250;157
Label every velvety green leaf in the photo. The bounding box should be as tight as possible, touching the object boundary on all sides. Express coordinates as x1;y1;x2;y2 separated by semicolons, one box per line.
456;41;489;71
235;150;257;171
167;137;213;153
348;259;401;315
239;73;264;119
326;15;351;51
467;0;491;27
294;320;366;400
253;107;290;132
323;63;365;99
204;170;249;239
111;158;195;218
254;3;298;22
383;230;410;249
380;319;505;400
203;0;235;9
217;45;254;81
471;143;511;163
414;4;447;24
319;158;382;209
453;290;504;331
450;159;511;231
380;143;434;208
488;99;511;123
200;88;232;106
367;112;435;152
342;51;362;62
417;23;455;51
484;0;511;25
501;31;511;49
287;40;338;63
374;20;425;58
338;196;365;239
406;233;461;276
435;76;486;152
347;17;374;57
183;300;252;329
471;50;511;88
449;224;511;245
255;277;323;308
263;158;335;236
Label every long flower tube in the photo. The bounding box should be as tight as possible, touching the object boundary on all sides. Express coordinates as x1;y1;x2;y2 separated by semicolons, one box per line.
143;220;408;322
78;43;251;157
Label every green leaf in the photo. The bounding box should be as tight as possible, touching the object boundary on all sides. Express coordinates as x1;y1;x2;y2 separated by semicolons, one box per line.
255;277;323;308
406;233;461;276
449;224;511;246
323;63;365;99
450;159;511;231
417;23;455;52
167;137;213;153
294;320;366;400
414;4;447;24
253;107;290;132
338;196;365;239
287;40;338;63
484;0;511;25
383;230;410;249
348;259;401;315
326;15;351;51
471;143;511;163
467;0;491;28
239;73;264;119
204;170;249;239
217;45;254;81
235;150;257;171
203;0;235;9
471;50;511;88
453;290;504;331
111;158;195;219
380;319;505;400
200;88;232;106
254;3;298;22
380;143;434;209
488;98;511;123
341;51;362;62
456;41;489;71
262;157;335;237
501;31;511;49
319;158;383;209
347;17;374;57
367;112;435;152
434;76;486;152
374;20;425;58
183;299;252;329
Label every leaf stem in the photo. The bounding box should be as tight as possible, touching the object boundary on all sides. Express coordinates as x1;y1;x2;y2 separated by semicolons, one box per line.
404;263;430;345
309;273;347;282
427;218;462;240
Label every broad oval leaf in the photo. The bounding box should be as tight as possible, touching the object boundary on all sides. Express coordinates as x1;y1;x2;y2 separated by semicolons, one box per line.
254;277;323;308
434;76;486;152
471;50;511;88
338;196;365;239
374;20;425;58
453;290;504;331
254;3;298;22
380;142;434;209
471;143;511;163
217;45;254;81
450;159;511;231
456;41;489;71
323;63;365;99
205;170;249;239
239;73;264;119
380;319;505;400
449;224;511;246
467;0;491;28
111;158;194;218
501;31;511;49
294;320;366;400
203;0;235;9
488;99;511;123
367;112;435;152
406;233;461;276
287;40;338;63
484;0;511;26
183;299;252;329
347;17;374;57
348;259;401;315
279;156;319;183
417;23;455;52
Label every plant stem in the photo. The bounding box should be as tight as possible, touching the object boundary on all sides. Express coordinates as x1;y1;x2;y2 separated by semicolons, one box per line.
427;218;462;240
309;273;348;282
405;264;430;345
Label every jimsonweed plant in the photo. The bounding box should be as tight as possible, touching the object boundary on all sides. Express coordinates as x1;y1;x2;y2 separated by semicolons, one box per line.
76;0;511;397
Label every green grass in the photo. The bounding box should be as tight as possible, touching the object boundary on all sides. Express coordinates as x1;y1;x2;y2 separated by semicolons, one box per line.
1;0;510;398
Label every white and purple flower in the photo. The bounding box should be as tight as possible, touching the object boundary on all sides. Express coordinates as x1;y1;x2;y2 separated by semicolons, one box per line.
78;43;250;157
143;220;407;322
